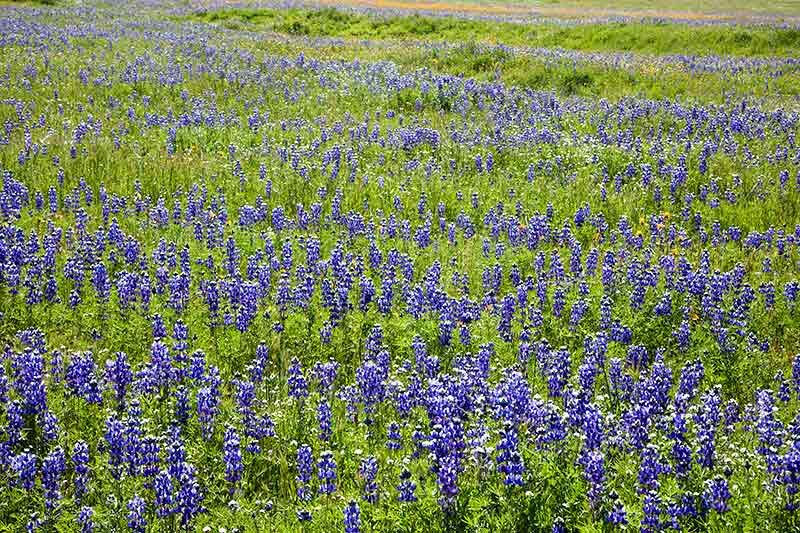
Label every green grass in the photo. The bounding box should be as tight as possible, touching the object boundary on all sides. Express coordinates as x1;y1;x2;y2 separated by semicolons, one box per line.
178;7;800;104
385;0;800;17
2;3;800;532
536;0;800;14
1;0;58;5
187;6;800;57
196;28;800;104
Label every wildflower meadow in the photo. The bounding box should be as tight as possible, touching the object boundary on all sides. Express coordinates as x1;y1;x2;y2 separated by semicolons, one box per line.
1;0;800;531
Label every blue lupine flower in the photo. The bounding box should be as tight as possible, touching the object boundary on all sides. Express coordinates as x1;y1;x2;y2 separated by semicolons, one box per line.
196;385;219;440
387;421;403;451
496;423;525;487
638;445;670;493
547;348;571;398
755;389;785;473
12;452;37;491
580;449;605;510
154;470;175;517
640;490;662;533
72;440;90;500
105;351;132;408
288;357;309;400
223;426;243;493
126;495;146;533
606;495;628;525
435;452;461;513
397;469;417;502
318;450;338;495
317;399;333;442
175;461;204;526
42;446;66;512
703;477;731;513
695;388;721;469
343;500;361;533
296;445;314;501
78;506;94;533
359;455;379;504
104;414;126;480
356;359;386;413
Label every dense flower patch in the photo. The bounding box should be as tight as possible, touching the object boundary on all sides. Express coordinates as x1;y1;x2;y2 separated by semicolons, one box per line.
1;1;799;531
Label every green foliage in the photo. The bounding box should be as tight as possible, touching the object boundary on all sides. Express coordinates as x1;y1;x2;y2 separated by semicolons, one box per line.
188;6;800;58
5;0;58;4
2;2;800;532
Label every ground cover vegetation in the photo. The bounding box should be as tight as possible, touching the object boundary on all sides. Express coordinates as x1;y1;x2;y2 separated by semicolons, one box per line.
1;1;800;532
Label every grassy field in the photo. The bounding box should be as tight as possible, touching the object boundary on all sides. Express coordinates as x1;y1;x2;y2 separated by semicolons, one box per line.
187;7;800;57
1;1;800;532
352;0;800;18
181;7;800;104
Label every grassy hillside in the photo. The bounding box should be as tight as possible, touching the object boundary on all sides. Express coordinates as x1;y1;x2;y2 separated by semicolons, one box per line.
188;6;800;57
